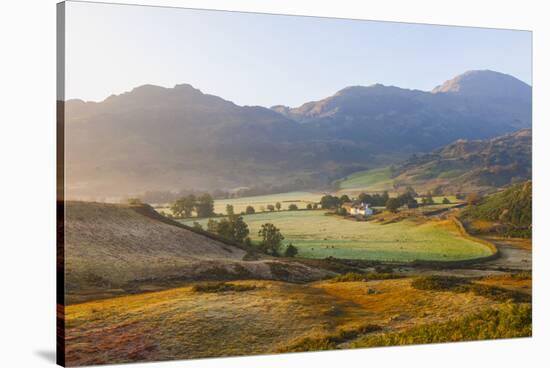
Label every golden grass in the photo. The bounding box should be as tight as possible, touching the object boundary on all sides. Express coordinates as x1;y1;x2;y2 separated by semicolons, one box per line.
312;278;494;332
64;276;515;365
476;274;532;295
65;280;357;365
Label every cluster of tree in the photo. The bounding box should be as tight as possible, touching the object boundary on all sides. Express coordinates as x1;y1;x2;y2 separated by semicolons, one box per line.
171;193;215;218
202;215;250;244
357;191;390;207
257;223;285;256
420;191;435;205
320;194;346;209
386;190;419;212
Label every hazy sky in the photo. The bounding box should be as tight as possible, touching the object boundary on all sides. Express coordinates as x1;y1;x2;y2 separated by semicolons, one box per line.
65;1;532;107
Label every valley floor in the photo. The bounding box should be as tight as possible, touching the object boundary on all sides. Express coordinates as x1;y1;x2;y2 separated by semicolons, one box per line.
61;202;532;366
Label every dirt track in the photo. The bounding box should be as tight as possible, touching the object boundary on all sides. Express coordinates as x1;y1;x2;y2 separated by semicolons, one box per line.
481;238;531;271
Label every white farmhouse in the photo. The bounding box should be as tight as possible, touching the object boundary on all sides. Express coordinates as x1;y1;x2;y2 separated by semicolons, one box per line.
341;202;374;217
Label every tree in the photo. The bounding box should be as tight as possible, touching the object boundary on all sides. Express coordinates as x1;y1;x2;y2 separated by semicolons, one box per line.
216;218;234;241
172;194;196;218
275;202;281;211
245;205;255;215
313;203;319;209
288;204;299;211
442;197;451;204
226;204;234;216
231;216;250;243
320;194;341;209
425;191;434;205
284;244;298;257
192;221;203;231
358;193;372;204
340;194;351;203
206;218;218;233
421;191;434;205
183;194;196;217
196;193;214;217
386;198;400;213
306;203;313;210
258;223;285;256
267;204;275;212
209;215;250;244
170;198;186;218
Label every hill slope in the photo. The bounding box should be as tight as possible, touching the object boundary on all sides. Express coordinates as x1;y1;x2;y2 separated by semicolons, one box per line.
461;181;532;238
389;129;531;193
63;201;329;302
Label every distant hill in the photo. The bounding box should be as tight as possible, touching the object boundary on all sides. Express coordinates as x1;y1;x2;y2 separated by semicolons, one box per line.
461;181;532;238
64;70;531;199
390;129;532;194
64;201;330;303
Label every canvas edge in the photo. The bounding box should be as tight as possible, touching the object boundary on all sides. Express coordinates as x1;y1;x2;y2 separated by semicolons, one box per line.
56;1;66;367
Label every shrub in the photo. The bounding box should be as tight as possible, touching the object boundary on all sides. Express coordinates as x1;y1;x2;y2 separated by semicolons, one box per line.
332;271;402;283
279;324;382;352
192;282;256;293
353;303;531;348
284;244;299;257
411;275;468;291
332;272;366;282
412;275;530;303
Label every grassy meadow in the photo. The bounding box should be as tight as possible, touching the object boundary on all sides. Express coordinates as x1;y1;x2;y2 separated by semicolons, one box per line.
64;275;528;365
183;210;492;262
157;191;322;216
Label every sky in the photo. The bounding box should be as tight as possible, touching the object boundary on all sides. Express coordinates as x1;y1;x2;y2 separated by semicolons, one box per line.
64;1;532;107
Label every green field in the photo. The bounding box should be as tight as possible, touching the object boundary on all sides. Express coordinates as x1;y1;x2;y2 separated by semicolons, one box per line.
213;191;322;214
157;191;322;216
335;167;394;193
182;210;492;262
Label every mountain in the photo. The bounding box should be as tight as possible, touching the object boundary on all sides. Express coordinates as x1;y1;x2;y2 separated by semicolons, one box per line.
390;129;532;193
64;201;330;303
63;70;531;199
432;70;531;100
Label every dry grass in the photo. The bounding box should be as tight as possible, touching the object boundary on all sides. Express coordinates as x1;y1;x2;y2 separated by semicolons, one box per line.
64;276;513;365
477;274;532;295
313;278;495;332
65;280;356;365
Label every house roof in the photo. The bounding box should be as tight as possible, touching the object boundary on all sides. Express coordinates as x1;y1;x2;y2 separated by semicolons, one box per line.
342;202;370;209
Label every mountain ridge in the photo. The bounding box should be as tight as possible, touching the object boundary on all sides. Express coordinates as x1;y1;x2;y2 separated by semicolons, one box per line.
63;69;532;199
390;128;532;194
